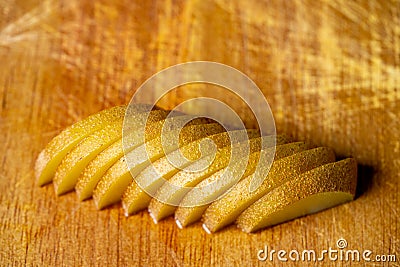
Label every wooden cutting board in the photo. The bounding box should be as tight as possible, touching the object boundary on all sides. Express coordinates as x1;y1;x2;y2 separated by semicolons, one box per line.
1;0;399;266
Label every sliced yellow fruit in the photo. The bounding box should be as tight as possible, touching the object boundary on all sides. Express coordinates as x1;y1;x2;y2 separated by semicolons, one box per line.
202;147;336;233
147;135;293;223
75;114;205;200
93;122;226;209
35;105;126;186
121;129;264;215
53;119;124;195
76;139;126;200
175;142;308;228
53;109;171;195
122;132;288;216
236;158;357;233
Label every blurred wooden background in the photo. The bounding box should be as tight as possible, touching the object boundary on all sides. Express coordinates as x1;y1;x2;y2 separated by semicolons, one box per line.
0;0;399;266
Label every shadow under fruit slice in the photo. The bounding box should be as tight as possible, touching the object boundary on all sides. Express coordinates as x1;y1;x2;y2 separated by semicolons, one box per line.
174;141;308;228
53;109;169;195
75;113;205;200
121;129;264;216
35;105;127;186
236;158;357;233
147;135;291;223
93;122;226;209
202;147;336;233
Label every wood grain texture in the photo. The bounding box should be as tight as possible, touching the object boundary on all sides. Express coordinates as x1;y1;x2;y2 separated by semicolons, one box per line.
0;0;399;266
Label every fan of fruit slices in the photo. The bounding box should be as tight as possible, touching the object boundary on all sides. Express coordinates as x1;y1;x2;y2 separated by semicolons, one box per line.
36;104;357;233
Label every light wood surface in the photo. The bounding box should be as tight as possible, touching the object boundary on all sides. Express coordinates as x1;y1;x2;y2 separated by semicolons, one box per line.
1;0;399;266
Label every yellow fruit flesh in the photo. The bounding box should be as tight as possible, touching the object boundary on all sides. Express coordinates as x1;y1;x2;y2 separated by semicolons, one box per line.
75;113;201;200
121;129;265;216
236;159;357;233
202;147;336;233
93;123;226;209
76;139;125;200
175;142;308;228
36;104;358;235
35;105;127;186
53;109;170;195
53;119;124;195
148;135;292;222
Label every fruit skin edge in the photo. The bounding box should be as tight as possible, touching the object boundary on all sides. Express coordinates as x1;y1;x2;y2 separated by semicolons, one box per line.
75;112;204;200
201;147;337;233
236;158;357;233
35;105;127;186
53;119;126;195
146;135;294;223
174;141;309;228
121;129;266;216
92;123;226;210
52;109;175;195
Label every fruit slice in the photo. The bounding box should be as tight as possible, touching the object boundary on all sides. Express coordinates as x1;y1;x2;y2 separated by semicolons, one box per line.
75;114;209;200
121;129;268;216
236;158;357;233
35;105;127;186
147;135;292;222
202;147;336;233
174;142;308;228
53;109;170;195
93;122;226;209
76;138;126;200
